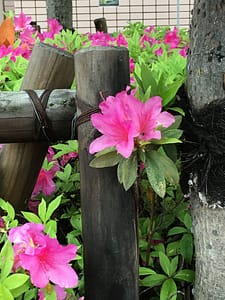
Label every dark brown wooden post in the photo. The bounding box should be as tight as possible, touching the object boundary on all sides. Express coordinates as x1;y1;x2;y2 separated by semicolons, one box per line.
94;17;108;33
0;43;74;211
75;47;139;300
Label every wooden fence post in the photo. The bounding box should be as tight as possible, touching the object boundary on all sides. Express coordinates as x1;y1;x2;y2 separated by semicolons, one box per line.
94;17;108;33
75;47;139;300
0;43;74;211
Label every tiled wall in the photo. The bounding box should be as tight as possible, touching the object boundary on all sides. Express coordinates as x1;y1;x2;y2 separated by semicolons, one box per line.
11;0;193;33
4;0;14;11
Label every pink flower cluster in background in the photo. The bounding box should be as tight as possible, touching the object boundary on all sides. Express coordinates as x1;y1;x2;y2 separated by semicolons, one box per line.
89;89;175;158
31;146;78;200
0;12;63;61
9;223;78;293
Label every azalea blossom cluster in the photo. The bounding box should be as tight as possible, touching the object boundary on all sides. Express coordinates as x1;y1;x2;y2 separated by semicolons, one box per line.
8;222;78;299
140;26;188;57
89;26;188;58
89;89;175;158
0;12;63;61
32;146;77;199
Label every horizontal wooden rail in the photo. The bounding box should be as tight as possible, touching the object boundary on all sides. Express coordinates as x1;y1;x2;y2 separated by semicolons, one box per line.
0;89;76;143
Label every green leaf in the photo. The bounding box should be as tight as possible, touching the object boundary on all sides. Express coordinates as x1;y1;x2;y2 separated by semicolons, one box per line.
38;198;47;223
159;252;171;276
152;137;182;145
0;283;13;300
3;274;29;290
160;278;177;300
168;107;185;116
145;151;166;198
174;269;195;283
170;256;178;276
153;243;165;254
0;199;15;221
0;240;14;280
141;274;167;287
45;195;62;221
157;149;180;185
166;241;180;257
63;164;72;181
90;150;121;168
44;220;57;238
161;129;183;140
168;115;182;130
183;213;192;230
179;233;193;264
139;267;156;276
161;79;184;106
21;211;42;224
168;226;188;236
23;288;37;300
8;278;30;298
117;153;138;191
52;140;78;159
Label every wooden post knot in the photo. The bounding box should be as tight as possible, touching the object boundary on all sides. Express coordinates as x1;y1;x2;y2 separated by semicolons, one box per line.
24;89;53;142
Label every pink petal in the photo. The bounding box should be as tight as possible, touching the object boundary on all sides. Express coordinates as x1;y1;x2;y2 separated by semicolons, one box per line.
116;138;134;158
157;111;175;128
144;96;163;118
47;263;78;288
20;254;49;288
89;135;115;154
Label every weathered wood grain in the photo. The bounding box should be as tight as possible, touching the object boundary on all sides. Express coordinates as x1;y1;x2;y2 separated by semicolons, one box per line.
0;89;75;142
75;47;139;300
0;43;74;211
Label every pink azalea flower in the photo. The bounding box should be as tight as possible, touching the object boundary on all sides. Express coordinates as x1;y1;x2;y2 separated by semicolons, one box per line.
28;198;40;214
37;19;62;42
88;32;115;46
32;167;56;197
179;46;188;57
55;285;67;300
60;152;78;167
0;217;5;229
154;47;163;56
48;19;63;34
89;91;175;158
129;58;135;73
14;12;32;31
116;33;128;47
38;290;44;300
0;44;12;58
144;25;155;34
140;34;159;49
38;31;54;42
9;223;78;289
140;34;152;48
19;27;36;46
9;223;45;255
13;43;32;59
164;27;180;49
46;146;55;162
132;96;175;141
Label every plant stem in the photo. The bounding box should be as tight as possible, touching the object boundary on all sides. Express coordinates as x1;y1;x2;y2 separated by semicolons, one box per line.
146;188;156;265
134;176;140;254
